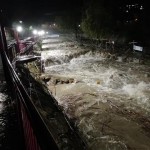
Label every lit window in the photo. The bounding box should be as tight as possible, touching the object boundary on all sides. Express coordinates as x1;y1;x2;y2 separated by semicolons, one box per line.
140;6;144;10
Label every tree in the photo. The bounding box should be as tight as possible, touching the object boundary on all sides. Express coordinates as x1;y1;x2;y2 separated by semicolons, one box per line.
55;3;83;33
81;0;116;38
55;12;77;31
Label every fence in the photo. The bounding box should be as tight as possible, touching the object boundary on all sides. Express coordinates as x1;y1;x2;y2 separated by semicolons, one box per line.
0;23;59;150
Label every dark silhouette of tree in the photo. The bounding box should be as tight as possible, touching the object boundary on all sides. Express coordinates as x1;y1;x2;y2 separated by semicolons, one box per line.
55;11;78;31
81;0;149;44
55;1;83;32
81;0;117;38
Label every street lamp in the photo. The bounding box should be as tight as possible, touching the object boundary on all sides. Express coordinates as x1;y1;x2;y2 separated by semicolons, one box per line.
16;26;23;32
32;29;38;35
19;20;23;24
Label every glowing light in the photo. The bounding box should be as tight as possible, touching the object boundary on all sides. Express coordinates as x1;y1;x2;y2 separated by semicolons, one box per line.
29;26;33;30
38;30;45;36
140;6;144;10
78;24;81;27
16;26;23;32
19;20;23;24
33;30;38;35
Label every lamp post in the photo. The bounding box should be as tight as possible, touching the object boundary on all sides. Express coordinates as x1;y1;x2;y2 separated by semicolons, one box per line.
16;26;23;32
13;25;24;53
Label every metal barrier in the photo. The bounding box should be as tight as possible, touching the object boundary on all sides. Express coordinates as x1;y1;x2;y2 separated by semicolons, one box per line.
0;23;59;150
1;12;87;149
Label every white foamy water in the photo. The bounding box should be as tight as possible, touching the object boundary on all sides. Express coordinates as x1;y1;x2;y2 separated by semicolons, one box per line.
0;92;8;114
45;48;150;109
40;34;150;150
0;93;7;101
42;38;61;44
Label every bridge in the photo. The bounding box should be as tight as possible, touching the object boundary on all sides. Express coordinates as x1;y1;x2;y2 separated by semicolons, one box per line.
0;17;86;150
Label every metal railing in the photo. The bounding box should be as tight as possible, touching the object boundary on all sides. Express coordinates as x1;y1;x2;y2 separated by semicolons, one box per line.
0;19;87;150
0;23;59;150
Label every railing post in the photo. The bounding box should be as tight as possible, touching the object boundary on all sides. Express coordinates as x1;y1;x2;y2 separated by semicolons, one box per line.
13;30;20;53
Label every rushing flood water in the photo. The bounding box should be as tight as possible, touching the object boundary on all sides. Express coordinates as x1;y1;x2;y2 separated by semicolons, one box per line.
40;34;150;150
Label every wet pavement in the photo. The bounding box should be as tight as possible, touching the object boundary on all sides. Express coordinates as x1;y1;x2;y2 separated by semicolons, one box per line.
0;83;23;150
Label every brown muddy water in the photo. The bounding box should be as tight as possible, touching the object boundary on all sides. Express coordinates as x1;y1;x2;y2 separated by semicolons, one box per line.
34;34;150;150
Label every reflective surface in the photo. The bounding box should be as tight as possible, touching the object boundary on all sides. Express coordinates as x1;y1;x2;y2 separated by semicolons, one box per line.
0;83;23;150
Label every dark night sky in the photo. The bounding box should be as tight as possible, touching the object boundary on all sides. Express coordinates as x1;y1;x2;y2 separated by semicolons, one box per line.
1;0;149;25
1;0;83;24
